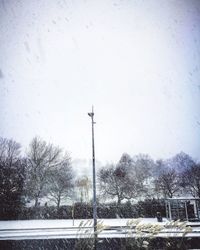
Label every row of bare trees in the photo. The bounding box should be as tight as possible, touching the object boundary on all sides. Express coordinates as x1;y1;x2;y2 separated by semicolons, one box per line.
0;136;200;213
98;152;200;203
155;159;200;199
0;137;75;211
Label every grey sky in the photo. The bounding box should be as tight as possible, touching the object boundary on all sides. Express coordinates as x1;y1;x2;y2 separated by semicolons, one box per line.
0;0;200;166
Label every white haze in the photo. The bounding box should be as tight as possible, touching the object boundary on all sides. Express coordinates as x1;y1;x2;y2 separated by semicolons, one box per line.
0;0;200;168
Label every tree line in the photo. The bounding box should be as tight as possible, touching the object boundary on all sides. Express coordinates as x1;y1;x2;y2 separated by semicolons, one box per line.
98;152;200;204
0;136;199;219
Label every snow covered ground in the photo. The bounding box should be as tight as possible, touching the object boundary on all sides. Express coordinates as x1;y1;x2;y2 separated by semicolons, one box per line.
0;218;200;240
0;218;167;230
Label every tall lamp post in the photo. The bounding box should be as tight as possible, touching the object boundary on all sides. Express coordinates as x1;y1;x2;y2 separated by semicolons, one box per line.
88;106;97;249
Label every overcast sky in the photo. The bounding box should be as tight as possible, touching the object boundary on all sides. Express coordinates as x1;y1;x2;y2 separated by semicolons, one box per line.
0;0;200;168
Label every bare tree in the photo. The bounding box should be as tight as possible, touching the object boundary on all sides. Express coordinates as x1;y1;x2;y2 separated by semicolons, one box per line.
118;153;134;169
181;163;200;198
0;137;21;165
25;137;70;207
134;154;154;174
132;154;155;192
165;152;195;174
98;163;140;205
0;137;25;217
154;168;180;198
76;176;91;203
47;162;74;208
98;165;126;205
0;158;26;217
98;153;154;204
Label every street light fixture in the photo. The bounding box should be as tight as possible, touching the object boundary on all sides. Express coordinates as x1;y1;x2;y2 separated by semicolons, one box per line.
88;106;97;249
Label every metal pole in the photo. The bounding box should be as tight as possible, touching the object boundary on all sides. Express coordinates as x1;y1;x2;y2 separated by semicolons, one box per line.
194;199;199;220
165;201;168;220
168;201;172;221
185;201;188;221
88;106;97;249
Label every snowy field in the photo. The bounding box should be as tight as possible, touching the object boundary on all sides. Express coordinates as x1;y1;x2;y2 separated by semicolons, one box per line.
0;218;167;230
0;218;200;240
